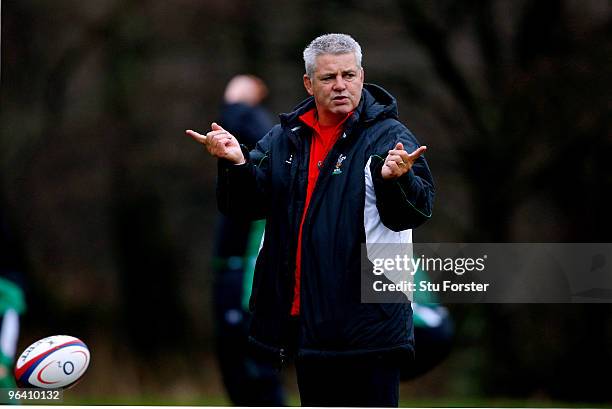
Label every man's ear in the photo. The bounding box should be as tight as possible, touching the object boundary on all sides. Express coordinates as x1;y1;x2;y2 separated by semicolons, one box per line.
360;67;365;82
303;74;314;96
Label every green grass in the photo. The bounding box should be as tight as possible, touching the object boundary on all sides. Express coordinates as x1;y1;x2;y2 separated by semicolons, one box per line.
58;394;612;407
398;397;612;408
62;394;231;406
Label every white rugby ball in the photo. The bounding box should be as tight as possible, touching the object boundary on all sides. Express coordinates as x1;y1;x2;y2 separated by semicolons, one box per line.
14;335;90;389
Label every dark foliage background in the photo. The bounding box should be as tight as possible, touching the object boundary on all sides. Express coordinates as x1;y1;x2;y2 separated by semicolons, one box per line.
2;0;611;404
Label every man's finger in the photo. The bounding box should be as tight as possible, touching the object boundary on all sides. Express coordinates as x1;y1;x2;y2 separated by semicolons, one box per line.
210;135;233;152
207;134;233;150
385;161;401;173
395;142;404;151
211;122;225;132
206;130;229;139
386;154;404;164
388;149;411;159
408;146;427;160
186;129;207;143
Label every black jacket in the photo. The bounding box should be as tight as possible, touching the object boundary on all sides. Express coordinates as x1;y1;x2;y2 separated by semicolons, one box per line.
217;83;435;362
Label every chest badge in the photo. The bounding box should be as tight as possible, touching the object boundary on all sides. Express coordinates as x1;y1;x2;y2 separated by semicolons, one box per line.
332;154;347;175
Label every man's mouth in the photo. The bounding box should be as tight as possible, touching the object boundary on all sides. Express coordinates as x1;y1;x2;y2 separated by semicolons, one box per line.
333;96;348;102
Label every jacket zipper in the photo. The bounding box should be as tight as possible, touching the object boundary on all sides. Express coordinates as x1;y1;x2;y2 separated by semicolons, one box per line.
301;127;354;236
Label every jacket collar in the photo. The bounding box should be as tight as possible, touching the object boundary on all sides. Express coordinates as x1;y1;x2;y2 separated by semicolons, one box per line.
279;83;399;131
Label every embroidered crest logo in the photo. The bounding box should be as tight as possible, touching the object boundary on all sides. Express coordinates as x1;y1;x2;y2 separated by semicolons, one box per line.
332;154;347;175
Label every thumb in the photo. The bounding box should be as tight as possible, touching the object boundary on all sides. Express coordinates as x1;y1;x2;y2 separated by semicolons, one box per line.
211;122;225;131
395;142;404;151
409;146;427;159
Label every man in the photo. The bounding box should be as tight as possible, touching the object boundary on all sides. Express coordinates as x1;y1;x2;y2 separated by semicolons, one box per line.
188;33;434;407
211;75;285;406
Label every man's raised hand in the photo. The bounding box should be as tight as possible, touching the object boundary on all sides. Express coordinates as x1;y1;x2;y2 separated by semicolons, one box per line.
381;142;427;180
186;122;246;165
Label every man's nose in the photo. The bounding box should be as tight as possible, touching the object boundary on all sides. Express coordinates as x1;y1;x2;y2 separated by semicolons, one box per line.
332;75;346;90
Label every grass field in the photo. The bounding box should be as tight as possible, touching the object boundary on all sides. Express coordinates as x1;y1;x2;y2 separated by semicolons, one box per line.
60;394;612;407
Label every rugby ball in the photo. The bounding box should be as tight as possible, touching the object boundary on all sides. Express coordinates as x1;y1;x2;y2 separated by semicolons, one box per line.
14;335;90;389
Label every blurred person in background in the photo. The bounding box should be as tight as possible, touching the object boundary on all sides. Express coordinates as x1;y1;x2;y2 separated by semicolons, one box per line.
404;267;454;381
0;201;26;389
188;33;435;407
211;75;286;406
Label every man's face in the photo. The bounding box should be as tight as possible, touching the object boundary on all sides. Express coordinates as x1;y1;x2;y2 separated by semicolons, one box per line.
303;53;364;124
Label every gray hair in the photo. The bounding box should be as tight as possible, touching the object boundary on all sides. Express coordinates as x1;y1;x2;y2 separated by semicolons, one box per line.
303;33;363;78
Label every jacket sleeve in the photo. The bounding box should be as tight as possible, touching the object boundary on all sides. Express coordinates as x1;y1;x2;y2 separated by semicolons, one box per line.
370;123;435;231
216;126;277;221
